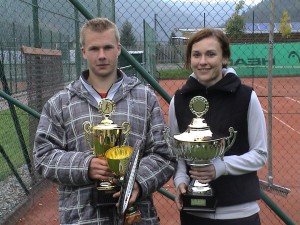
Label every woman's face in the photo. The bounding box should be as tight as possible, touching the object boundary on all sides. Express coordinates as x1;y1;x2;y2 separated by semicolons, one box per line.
190;36;228;87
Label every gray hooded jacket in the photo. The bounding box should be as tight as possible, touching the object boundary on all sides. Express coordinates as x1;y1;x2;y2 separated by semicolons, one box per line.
33;70;175;225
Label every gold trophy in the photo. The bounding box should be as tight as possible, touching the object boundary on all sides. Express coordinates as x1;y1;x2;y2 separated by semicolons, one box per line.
105;146;133;183
165;96;237;212
83;98;130;207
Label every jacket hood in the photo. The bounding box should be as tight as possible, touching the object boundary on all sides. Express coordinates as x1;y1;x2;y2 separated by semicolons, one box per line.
179;72;241;95
65;69;142;103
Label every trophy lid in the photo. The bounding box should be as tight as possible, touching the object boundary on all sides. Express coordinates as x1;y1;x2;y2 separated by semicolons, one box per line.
95;98;120;129
174;96;213;142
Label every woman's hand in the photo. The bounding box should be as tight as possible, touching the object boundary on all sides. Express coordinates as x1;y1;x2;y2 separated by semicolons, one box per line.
175;183;187;210
189;164;216;184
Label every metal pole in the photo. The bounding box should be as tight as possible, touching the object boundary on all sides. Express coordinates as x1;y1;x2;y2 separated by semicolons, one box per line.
97;0;101;17
0;145;29;195
252;11;254;87
267;0;275;186
31;0;40;48
0;90;40;119
260;190;296;225
74;7;81;78
0;58;32;173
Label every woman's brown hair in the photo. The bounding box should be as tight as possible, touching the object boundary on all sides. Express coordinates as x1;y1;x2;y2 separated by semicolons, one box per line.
184;28;231;70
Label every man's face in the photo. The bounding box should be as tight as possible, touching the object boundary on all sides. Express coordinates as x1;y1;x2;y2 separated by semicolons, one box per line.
81;29;121;79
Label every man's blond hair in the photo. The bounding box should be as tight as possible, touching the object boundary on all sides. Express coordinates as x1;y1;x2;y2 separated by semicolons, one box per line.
80;17;120;46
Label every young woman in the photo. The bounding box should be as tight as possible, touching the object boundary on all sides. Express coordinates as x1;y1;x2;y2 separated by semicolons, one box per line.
169;28;267;225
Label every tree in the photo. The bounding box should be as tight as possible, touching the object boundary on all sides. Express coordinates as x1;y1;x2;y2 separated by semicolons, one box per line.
224;0;246;39
120;20;137;48
279;10;292;38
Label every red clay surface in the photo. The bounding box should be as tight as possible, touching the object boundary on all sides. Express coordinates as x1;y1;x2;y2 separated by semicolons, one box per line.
11;77;300;225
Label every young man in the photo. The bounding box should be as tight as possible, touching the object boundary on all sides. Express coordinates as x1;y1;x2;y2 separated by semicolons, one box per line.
33;17;175;225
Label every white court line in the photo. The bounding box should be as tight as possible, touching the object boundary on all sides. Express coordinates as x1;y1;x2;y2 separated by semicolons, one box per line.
253;84;266;90
246;82;300;135
262;108;300;136
285;97;300;104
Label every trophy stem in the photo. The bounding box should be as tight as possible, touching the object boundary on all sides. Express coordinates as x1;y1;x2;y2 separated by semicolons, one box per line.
188;179;213;196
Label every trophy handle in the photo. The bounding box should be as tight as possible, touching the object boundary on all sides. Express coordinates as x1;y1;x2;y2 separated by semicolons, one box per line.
121;121;131;145
83;121;94;154
223;127;237;157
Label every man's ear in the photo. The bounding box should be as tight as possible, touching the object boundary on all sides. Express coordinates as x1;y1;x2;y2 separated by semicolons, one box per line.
117;44;121;56
81;47;87;59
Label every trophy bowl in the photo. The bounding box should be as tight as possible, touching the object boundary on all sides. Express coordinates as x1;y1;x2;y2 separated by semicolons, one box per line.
83;122;130;159
105;146;133;178
172;126;236;166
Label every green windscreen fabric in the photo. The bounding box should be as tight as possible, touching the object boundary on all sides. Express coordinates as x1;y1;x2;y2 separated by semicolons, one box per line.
230;42;300;77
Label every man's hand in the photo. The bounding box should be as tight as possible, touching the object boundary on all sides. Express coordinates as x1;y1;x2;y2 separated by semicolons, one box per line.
175;183;187;210
88;157;114;181
189;164;216;184
113;181;140;208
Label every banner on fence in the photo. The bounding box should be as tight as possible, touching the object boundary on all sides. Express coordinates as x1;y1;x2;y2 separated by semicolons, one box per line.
230;42;300;76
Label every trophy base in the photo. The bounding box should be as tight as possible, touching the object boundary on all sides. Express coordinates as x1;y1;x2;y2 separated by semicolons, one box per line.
91;183;121;208
182;193;217;212
182;180;217;212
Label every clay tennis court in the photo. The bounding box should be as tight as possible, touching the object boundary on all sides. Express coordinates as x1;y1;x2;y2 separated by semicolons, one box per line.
13;77;299;225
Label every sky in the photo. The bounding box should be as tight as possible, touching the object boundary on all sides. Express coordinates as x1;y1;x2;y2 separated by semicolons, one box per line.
170;0;262;6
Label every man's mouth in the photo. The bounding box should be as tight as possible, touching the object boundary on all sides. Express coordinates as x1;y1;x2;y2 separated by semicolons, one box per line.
97;64;108;67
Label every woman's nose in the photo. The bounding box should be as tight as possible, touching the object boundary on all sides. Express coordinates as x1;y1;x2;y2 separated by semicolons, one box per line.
199;56;207;64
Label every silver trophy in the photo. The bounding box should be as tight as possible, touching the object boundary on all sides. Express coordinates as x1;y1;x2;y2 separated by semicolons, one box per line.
165;96;237;212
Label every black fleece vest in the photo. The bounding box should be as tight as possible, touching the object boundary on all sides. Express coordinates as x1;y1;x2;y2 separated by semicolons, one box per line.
174;77;260;206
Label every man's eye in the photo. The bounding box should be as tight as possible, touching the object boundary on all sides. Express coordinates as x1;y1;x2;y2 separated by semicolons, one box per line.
104;46;113;50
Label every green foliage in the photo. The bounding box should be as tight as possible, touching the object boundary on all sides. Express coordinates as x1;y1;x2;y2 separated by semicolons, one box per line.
120;19;137;47
243;0;300;23
224;0;245;38
279;10;292;38
0;108;29;180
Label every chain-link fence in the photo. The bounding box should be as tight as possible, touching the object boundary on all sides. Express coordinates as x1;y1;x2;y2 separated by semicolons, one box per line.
0;0;299;224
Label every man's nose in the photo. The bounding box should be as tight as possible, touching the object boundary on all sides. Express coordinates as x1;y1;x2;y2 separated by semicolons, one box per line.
98;49;106;59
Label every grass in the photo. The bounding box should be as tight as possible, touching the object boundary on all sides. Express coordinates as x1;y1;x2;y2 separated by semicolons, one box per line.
157;68;190;79
0;107;30;180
